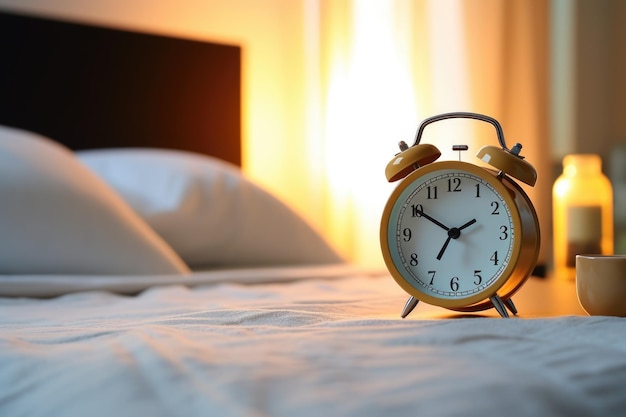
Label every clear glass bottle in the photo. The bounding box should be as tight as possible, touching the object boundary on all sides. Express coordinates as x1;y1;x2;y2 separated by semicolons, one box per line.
553;154;613;280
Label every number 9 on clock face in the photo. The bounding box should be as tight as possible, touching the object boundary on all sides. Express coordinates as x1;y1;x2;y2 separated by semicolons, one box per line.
380;160;525;309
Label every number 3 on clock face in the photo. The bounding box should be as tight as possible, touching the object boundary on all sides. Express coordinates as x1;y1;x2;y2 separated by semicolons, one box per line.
381;160;524;309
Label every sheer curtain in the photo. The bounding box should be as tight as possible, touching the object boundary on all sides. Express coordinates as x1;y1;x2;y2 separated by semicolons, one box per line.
303;0;549;267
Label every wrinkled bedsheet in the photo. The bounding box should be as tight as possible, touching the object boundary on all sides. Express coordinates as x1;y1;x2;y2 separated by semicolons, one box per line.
1;271;625;417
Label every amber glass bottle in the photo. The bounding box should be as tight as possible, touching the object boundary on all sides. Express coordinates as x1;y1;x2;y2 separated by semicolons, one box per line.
553;154;613;280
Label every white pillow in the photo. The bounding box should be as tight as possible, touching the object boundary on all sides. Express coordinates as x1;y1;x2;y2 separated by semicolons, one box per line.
78;148;343;268
0;125;190;275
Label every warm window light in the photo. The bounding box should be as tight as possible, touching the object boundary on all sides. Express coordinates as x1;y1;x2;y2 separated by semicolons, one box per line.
319;0;477;268
322;1;418;267
243;0;475;268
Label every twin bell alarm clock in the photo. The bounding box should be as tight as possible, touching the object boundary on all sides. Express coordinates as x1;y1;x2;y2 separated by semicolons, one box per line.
380;112;540;318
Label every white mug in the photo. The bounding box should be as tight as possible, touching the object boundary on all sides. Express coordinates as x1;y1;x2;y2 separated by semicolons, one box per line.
576;255;626;316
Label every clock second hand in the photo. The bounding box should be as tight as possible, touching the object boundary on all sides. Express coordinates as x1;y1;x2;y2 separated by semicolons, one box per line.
436;236;453;260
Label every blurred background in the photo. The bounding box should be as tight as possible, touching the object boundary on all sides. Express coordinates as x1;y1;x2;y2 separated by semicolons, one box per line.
1;0;624;270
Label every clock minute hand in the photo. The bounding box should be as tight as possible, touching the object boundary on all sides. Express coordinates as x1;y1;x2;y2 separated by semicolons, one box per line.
416;209;449;231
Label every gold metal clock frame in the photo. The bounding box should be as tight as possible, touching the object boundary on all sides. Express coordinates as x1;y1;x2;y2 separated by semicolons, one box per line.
380;112;540;318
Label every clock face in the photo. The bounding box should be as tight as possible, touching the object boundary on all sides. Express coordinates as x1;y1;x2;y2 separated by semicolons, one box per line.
382;161;522;307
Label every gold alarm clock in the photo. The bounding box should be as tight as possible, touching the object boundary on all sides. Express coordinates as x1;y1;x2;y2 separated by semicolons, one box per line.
380;112;540;318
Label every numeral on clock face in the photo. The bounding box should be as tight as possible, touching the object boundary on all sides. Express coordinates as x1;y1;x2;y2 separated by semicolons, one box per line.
447;178;461;192
411;204;423;217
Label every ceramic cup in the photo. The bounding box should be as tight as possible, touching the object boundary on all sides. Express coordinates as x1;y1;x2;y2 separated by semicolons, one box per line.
576;255;626;316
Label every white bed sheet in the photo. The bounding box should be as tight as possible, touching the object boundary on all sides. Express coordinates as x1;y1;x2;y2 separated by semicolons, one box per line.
1;267;625;417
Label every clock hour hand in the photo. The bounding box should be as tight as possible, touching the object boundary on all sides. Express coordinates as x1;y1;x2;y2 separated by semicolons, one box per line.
436;218;477;260
458;218;477;231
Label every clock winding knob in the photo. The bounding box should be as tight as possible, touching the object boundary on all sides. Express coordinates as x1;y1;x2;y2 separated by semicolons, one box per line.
476;144;537;186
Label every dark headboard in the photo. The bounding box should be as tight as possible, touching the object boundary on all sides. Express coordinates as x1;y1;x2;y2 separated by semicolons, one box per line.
0;10;241;166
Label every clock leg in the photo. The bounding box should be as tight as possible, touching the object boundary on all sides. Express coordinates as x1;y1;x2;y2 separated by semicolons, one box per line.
489;294;510;318
504;298;518;315
401;296;419;318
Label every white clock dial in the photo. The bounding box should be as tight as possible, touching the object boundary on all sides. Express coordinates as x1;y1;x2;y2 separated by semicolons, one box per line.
387;167;515;300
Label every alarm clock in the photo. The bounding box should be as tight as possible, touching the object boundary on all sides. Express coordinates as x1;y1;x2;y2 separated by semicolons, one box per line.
380;112;540;318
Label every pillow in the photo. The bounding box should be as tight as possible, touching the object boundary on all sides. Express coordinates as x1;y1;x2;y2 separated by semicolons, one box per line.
0;125;190;275
78;148;344;268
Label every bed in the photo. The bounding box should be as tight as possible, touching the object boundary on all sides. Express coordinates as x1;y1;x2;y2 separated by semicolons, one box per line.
2;10;626;417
